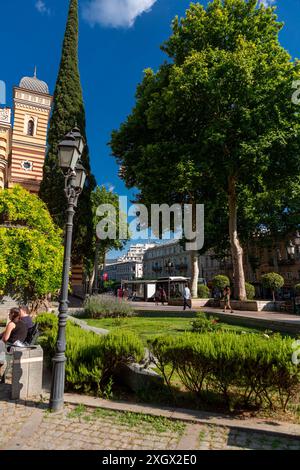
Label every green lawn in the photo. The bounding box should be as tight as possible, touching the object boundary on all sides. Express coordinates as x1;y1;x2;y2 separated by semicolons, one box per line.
84;311;261;345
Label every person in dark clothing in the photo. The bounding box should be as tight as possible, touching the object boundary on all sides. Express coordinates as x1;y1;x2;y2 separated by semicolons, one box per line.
19;305;33;329
160;288;167;306
0;308;28;346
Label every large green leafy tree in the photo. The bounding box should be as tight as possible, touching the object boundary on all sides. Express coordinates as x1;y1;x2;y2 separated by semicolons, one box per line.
39;0;96;265
111;0;300;299
87;186;128;292
0;186;64;311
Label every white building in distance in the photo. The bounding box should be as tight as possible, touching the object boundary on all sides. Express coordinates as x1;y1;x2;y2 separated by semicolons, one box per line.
143;240;229;283
104;243;156;282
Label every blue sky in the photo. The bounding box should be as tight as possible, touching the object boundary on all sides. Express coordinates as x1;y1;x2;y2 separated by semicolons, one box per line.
1;0;300;256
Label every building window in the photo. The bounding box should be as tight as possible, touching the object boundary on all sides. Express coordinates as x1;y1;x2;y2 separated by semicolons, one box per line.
27;119;34;136
21;161;33;171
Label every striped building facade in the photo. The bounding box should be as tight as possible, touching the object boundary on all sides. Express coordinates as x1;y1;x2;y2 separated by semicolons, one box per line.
0;73;86;296
0;71;52;193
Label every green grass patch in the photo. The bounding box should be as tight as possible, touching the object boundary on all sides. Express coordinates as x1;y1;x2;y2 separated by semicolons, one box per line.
66;405;185;435
84;312;261;344
67;404;87;419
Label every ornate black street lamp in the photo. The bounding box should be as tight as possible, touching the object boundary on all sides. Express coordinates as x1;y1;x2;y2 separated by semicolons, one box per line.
49;128;86;412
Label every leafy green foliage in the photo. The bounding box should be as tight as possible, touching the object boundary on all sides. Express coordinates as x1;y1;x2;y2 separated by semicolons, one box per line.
36;313;144;395
245;282;255;300
294;283;300;295
83;295;134;318
261;273;284;294
212;275;230;290
86;185;129;280
0;186;63;308
102;280;118;292
65;404;185;435
197;284;210;298
39;0;96;265
148;331;300;410
191;312;221;333
92;186;127;253
111;0;300;300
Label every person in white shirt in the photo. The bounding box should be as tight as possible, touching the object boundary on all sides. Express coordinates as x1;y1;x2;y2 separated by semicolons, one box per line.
183;284;192;310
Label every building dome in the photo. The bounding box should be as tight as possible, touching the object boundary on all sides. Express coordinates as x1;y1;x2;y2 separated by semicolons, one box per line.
19;73;49;95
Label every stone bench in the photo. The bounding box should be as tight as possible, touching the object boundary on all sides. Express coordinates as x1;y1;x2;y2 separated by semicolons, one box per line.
9;345;43;400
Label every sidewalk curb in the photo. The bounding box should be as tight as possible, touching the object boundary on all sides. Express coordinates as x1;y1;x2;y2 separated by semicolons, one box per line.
63;393;300;441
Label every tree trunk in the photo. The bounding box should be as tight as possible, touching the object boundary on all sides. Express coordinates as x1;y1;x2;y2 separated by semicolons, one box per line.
93;241;100;294
190;251;199;298
228;176;246;300
88;269;95;295
272;290;275;302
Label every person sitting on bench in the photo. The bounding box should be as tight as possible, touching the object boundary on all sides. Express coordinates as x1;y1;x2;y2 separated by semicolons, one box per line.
0;339;6;381
19;305;33;329
0;308;28;348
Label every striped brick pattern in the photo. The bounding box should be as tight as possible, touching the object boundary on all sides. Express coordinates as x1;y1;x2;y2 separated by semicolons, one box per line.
8;87;52;193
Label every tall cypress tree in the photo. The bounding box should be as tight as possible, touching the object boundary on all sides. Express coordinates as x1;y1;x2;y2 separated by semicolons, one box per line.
40;0;96;264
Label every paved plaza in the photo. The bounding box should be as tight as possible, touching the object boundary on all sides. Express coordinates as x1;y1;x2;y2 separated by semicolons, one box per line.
1;299;300;451
1;385;300;451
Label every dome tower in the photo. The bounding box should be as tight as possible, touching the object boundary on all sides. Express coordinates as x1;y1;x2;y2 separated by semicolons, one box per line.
8;69;52;193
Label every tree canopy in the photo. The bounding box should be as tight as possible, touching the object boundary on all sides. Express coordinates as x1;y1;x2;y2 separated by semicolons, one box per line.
111;0;300;299
92;185;128;262
39;0;96;266
0;186;63;309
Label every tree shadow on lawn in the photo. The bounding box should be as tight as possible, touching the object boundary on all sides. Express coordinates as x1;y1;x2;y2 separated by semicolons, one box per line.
114;379;268;421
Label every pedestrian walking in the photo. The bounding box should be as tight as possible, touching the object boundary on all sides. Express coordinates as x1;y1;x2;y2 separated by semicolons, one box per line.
160;288;167;306
183;284;192;310
154;287;160;305
223;286;234;313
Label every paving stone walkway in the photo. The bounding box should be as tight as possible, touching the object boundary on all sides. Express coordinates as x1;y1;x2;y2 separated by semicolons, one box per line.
1;386;300;451
195;424;300;450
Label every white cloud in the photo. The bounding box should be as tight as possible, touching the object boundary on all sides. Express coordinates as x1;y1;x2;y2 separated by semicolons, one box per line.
35;0;50;15
259;0;276;7
82;0;157;28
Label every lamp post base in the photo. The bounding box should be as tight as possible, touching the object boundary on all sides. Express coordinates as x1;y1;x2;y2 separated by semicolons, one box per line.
49;353;66;412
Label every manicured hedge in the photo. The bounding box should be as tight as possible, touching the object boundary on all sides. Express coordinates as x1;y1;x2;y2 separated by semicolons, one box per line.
197;285;211;298
36;313;144;395
148;332;300;410
245;282;255;300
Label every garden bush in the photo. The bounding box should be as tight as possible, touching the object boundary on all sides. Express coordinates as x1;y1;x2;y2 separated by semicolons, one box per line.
83;294;134;319
294;283;300;295
197;285;210;298
36;313;144;395
148;331;300;411
245;282;255;300
261;272;284;301
191;312;221;333
212;275;230;290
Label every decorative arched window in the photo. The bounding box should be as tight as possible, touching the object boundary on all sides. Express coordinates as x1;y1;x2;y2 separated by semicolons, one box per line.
27;119;34;136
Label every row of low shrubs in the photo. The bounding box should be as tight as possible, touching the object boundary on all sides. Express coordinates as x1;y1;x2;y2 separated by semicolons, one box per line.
83;294;134;319
200;273;300;301
148;331;300;411
36;313;143;395
197;279;255;300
